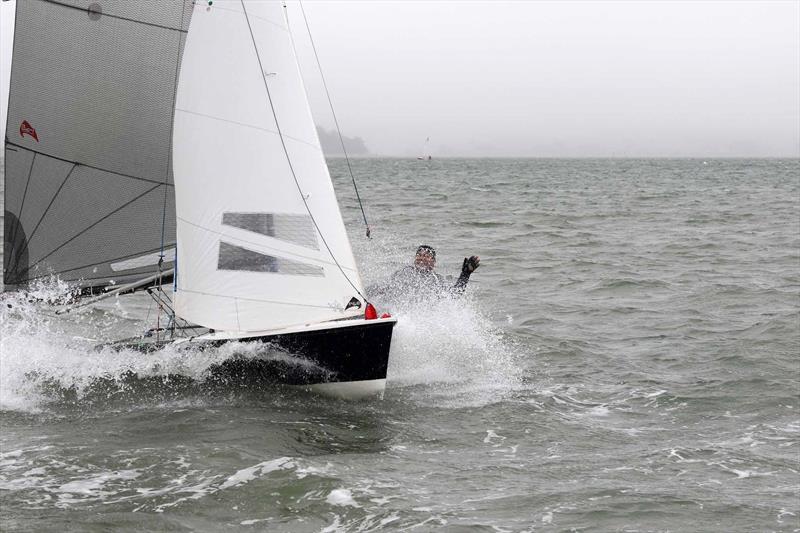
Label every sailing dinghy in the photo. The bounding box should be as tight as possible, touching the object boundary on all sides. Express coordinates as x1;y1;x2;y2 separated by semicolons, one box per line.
3;0;396;398
416;137;432;160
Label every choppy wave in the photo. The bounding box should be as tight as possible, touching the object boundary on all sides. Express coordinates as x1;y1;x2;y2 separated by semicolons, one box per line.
2;158;799;531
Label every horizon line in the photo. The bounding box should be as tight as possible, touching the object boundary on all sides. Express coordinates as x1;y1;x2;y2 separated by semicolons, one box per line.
323;154;800;160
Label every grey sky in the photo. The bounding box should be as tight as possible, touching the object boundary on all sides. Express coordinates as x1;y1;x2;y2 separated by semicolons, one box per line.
3;1;799;157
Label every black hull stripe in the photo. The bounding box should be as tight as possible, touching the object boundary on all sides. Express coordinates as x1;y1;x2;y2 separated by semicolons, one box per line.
104;320;397;386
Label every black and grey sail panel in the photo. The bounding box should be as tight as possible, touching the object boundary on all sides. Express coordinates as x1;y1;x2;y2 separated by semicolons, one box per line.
3;0;193;289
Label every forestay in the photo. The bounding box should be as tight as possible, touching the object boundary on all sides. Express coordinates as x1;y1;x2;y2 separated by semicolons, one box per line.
3;0;193;289
172;0;365;333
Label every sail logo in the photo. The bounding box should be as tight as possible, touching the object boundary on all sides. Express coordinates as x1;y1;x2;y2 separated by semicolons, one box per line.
19;121;38;142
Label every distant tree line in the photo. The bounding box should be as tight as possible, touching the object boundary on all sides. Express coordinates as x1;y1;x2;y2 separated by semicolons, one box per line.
316;126;369;156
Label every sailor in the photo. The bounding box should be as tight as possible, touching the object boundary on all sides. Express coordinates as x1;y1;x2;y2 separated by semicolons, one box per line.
376;245;480;299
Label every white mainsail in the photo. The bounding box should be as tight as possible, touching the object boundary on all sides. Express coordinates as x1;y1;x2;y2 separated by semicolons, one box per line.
172;0;365;332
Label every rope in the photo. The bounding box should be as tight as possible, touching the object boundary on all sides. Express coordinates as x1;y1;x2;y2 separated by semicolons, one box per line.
297;0;371;238
241;0;368;304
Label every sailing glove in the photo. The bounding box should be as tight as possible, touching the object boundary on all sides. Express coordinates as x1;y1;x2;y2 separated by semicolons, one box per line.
461;256;481;275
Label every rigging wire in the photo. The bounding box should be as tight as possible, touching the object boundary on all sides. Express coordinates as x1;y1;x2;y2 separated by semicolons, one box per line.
153;0;189;335
296;0;371;239
240;0;368;304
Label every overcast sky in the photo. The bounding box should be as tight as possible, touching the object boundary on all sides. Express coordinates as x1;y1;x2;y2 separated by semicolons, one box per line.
2;0;799;157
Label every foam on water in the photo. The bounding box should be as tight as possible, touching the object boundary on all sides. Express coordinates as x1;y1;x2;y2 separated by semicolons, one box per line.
0;445;317;512
219;458;295;490
1;256;526;411
386;294;522;393
359;236;527;405
0;281;300;411
326;488;360;507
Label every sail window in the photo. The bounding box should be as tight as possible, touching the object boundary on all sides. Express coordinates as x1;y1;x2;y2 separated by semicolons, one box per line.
217;242;323;276
222;213;319;250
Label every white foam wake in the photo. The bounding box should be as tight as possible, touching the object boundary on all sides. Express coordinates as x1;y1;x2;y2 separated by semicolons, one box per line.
1;280;250;411
1;252;524;411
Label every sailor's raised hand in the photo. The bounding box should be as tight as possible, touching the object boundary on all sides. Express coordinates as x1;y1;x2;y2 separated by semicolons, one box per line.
462;255;481;274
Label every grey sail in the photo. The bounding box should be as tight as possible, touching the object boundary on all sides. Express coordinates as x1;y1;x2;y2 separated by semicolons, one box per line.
3;0;194;289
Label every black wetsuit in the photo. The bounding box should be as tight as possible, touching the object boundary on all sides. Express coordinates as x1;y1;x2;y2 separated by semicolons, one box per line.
389;266;471;293
369;265;473;302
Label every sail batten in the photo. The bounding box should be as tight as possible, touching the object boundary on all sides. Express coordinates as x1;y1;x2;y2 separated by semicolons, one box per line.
173;108;325;152
6;142;181;187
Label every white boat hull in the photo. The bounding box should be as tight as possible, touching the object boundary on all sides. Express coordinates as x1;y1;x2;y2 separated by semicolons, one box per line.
302;378;387;400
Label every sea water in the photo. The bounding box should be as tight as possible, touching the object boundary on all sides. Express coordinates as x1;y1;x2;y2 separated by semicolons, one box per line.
1;158;798;531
